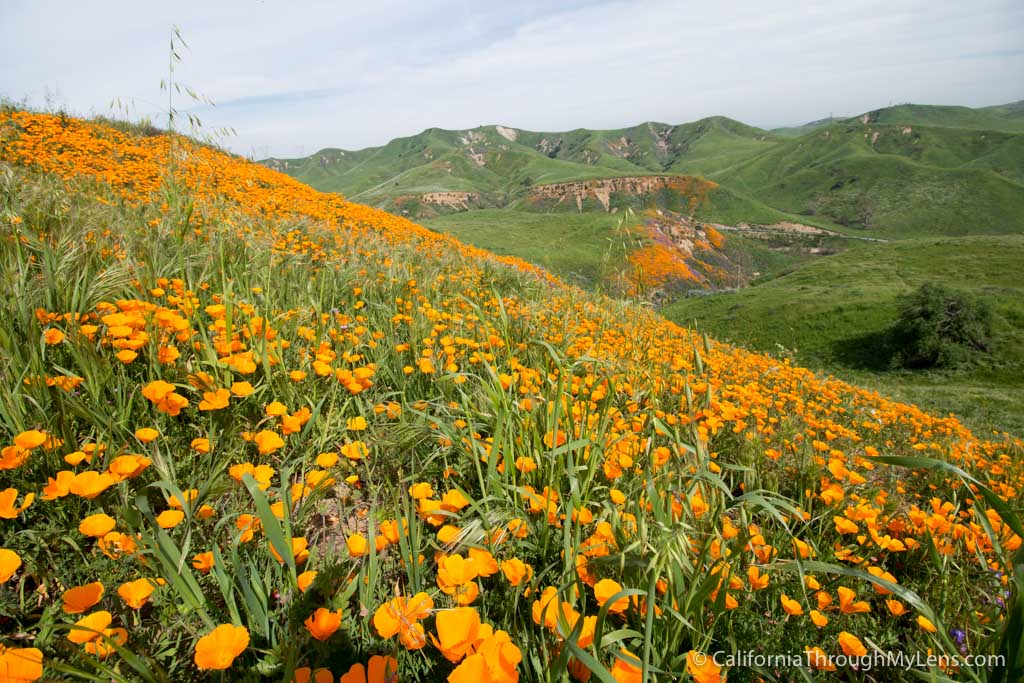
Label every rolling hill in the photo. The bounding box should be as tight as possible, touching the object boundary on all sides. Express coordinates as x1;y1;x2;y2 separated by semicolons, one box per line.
261;101;1024;239
262;116;782;220
663;235;1024;434
712;121;1024;237
771;100;1024;136
2;109;1022;682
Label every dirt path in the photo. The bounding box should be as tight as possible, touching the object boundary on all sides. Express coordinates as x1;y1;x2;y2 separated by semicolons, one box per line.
706;221;888;242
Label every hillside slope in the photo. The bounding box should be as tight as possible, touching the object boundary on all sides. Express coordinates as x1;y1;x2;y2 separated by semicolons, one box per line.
1;111;1021;682
772;101;1024;136
713;122;1024;237
663;236;1024;433
262;117;780;220
858;101;1024;132
263;102;1024;241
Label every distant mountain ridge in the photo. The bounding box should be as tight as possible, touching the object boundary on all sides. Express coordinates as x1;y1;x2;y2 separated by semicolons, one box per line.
262;100;1024;237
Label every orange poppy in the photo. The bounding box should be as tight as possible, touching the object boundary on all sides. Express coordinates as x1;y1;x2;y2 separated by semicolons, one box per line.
304;607;343;641
118;578;156;609
62;582;104;614
0;645;43;681
79;513;116;537
0;548;21;582
68;611;112;644
432;607;480;663
838;631;867;657
193;624;249;670
340;655;398;683
0;488;34;518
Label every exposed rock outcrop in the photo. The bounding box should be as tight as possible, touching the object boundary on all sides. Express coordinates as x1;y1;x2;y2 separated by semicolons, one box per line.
418;191;481;210
526;175;714;212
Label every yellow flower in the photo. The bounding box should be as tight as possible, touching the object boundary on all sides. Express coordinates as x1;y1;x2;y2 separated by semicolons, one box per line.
805;646;836;671
340;441;368;461
156;509;185;529
339;655;398;683
265;401;288;416
198;388;231;411
374;592;433;649
610;649;642;683
297;570;317;593
409;482;433;499
115;349;138;364
69;471;115;499
886;599;908;616
192;552;215;573
500;558;533;587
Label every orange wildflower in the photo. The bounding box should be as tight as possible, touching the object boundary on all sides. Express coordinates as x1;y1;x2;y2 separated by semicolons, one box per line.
193;624;249;670
304;607;343;641
62;582;104;614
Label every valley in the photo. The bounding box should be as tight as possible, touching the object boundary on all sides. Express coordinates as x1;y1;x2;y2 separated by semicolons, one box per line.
265;101;1024;434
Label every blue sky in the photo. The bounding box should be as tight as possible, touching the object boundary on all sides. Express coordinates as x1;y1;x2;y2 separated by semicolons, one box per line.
2;0;1022;157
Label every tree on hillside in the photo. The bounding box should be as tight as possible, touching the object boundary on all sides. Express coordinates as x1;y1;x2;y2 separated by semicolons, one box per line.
890;283;992;369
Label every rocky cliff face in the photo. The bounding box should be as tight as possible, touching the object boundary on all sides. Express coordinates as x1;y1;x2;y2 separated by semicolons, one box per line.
418;191;481;210
526;175;715;212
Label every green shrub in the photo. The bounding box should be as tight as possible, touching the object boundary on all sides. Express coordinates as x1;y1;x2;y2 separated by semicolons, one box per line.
891;282;992;368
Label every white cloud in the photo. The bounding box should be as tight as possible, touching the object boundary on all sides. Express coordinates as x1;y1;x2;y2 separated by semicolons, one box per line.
1;0;1021;156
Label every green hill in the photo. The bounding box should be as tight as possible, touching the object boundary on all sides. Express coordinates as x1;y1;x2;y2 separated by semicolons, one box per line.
712;121;1024;237
772;100;1024;136
258;102;1024;434
662;235;1024;434
262;117;781;217
263;101;1024;240
857;101;1024;132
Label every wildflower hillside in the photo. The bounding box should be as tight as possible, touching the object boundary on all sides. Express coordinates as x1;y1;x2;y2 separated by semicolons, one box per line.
0;111;1022;682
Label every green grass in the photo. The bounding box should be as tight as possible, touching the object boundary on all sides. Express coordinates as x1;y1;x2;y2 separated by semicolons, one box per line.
265;101;1024;242
262;118;781;219
862;102;1024;133
662;235;1024;434
424;207;855;292
773;101;1024;136
423;209;625;287
4;110;1024;683
712;124;1024;237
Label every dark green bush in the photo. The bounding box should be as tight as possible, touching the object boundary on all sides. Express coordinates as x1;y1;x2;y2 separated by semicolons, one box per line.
890;283;992;368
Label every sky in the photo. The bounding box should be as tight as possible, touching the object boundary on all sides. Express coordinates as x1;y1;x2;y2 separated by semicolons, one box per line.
2;0;1022;158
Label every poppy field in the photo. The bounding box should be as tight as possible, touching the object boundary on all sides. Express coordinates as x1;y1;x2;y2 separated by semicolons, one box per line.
0;110;1022;682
